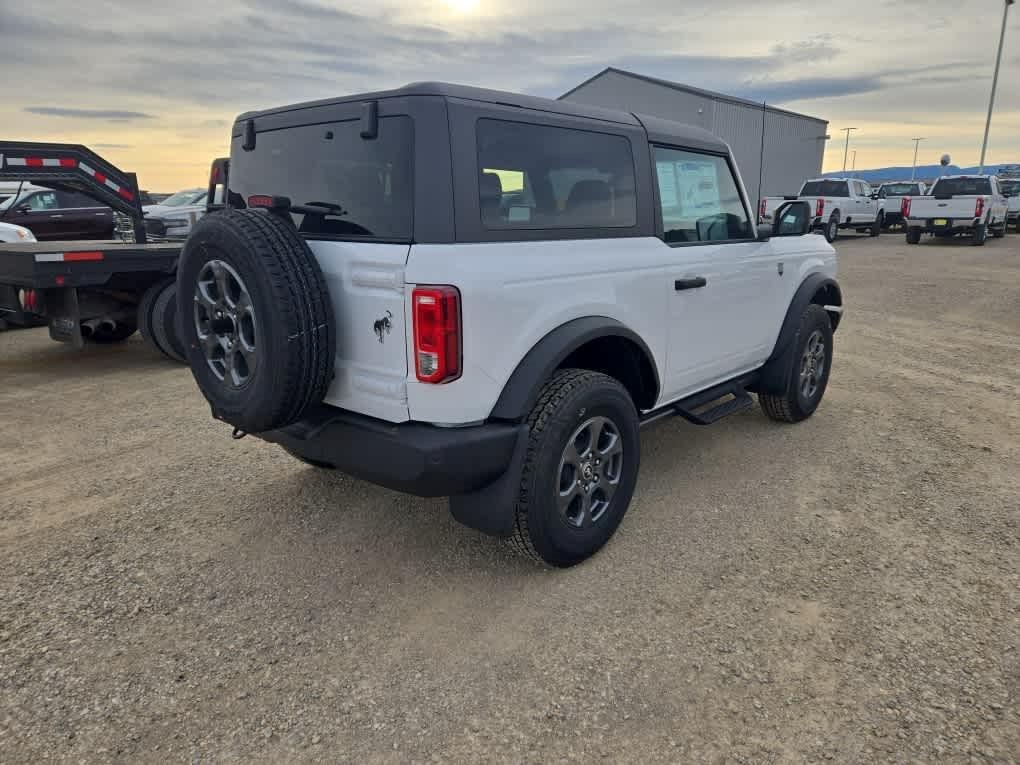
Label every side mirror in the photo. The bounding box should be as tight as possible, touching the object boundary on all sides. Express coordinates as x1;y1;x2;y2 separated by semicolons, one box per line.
756;224;773;241
15;204;31;214
773;200;812;236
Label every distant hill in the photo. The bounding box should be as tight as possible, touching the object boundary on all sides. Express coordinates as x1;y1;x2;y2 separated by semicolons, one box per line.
821;163;1020;183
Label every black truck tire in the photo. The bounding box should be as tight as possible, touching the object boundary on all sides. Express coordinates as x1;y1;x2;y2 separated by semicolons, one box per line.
176;209;335;434
823;213;839;243
906;227;922;245
138;277;174;357
759;304;833;424
972;223;987;246
511;369;641;567
151;282;186;363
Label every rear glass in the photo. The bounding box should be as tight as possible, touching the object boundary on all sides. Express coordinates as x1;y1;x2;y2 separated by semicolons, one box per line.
931;177;992;196
999;180;1020;195
879;183;921;197
229;116;413;241
800;180;849;197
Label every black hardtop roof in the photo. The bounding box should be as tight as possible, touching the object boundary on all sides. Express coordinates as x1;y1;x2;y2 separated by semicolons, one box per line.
233;81;730;154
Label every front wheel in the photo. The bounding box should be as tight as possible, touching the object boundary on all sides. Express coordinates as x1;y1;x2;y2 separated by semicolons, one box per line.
512;370;640;567
824;214;839;243
759;304;833;424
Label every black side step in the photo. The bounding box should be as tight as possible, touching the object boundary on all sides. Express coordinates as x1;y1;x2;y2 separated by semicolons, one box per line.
640;377;757;428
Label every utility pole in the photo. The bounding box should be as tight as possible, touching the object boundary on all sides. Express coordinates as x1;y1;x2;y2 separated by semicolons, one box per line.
910;138;926;180
979;0;1014;172
841;127;857;172
851;150;857;171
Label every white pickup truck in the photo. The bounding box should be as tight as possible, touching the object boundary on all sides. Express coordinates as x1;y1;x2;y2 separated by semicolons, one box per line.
999;177;1020;232
761;178;885;242
902;175;1009;245
876;181;927;227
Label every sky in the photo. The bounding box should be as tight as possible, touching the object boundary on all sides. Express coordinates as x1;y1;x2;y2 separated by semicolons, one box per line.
2;0;1018;191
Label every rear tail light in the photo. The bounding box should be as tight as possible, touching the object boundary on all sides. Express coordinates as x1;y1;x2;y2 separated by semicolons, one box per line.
815;198;825;217
759;199;767;219
975;197;985;218
901;197;911;218
412;286;461;384
18;289;38;313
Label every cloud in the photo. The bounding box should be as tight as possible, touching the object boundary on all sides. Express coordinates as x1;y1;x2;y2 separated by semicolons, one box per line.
24;107;154;120
737;76;885;103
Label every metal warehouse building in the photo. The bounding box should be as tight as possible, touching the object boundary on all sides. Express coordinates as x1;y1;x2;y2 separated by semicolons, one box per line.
560;68;829;205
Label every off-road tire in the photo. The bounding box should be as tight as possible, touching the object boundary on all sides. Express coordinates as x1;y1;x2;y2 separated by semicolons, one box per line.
759;304;833;423
151;282;186;363
906;227;922;245
511;369;641;567
138;277;175;357
89;319;138;343
823;213;839;243
177;209;335;434
972;223;987;246
870;212;884;237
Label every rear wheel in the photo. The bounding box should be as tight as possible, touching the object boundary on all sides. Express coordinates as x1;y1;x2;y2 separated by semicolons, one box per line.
824;214;839;243
972;223;987;246
906;227;922;245
870;212;884;237
759;304;833;424
138;277;176;359
990;222;1006;238
151;282;186;362
512;370;640;567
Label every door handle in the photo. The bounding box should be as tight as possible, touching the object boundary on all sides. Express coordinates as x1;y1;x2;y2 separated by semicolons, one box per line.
50;214;64;218
675;277;707;291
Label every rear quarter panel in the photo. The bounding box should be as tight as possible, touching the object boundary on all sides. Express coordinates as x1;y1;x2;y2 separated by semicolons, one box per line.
404;238;670;424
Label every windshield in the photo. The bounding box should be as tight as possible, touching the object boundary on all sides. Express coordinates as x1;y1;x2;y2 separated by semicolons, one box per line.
999;180;1020;196
931;177;992;196
879;183;921;197
157;189;206;207
800;180;849;197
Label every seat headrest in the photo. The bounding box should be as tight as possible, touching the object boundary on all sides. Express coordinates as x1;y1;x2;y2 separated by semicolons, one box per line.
480;172;503;202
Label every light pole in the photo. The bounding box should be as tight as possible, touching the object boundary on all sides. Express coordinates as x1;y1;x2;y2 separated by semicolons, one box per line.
841;127;857;172
910;138;926;181
979;0;1014;173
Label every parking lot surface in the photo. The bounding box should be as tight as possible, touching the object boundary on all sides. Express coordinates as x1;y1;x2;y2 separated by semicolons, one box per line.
1;233;1018;763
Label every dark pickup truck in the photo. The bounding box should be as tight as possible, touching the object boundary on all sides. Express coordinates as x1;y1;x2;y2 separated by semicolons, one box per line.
0;141;226;358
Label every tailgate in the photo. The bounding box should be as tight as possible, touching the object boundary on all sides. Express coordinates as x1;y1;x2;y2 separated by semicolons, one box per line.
909;198;977;218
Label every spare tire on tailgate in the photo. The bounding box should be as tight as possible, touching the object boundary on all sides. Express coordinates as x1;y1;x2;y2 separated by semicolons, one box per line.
176;209;335;433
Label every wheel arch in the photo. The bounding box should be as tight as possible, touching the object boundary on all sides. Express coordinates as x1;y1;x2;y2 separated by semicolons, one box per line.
488;317;660;422
754;273;841;396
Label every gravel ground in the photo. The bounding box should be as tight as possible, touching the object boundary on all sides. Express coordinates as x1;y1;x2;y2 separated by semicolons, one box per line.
0;233;1017;763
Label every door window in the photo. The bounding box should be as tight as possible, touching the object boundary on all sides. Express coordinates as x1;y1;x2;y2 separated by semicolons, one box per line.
26;191;60;211
652;147;752;244
475;119;636;229
60;192;102;209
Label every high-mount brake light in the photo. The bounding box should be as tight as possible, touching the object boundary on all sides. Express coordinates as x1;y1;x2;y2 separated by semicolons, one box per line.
412;286;461;384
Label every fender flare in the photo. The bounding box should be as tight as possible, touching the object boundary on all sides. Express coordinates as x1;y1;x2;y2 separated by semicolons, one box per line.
755;274;842;395
489;316;660;421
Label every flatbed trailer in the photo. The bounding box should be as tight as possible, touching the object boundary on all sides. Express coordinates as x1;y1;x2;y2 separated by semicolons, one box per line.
0;141;225;358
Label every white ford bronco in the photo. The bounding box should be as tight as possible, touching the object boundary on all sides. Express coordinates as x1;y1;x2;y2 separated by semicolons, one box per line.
176;83;842;567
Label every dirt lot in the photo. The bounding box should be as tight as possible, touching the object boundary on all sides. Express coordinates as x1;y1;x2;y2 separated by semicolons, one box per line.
1;233;1018;763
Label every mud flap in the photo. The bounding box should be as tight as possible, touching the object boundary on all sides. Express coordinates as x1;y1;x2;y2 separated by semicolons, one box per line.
45;287;83;348
448;425;530;538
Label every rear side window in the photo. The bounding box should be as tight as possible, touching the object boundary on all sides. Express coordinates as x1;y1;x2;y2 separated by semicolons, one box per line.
801;180;849;197
653;146;752;243
476;119;636;230
230;116;413;241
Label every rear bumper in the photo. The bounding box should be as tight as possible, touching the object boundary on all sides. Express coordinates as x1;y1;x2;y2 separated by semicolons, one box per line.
260;405;524;498
905;217;980;232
